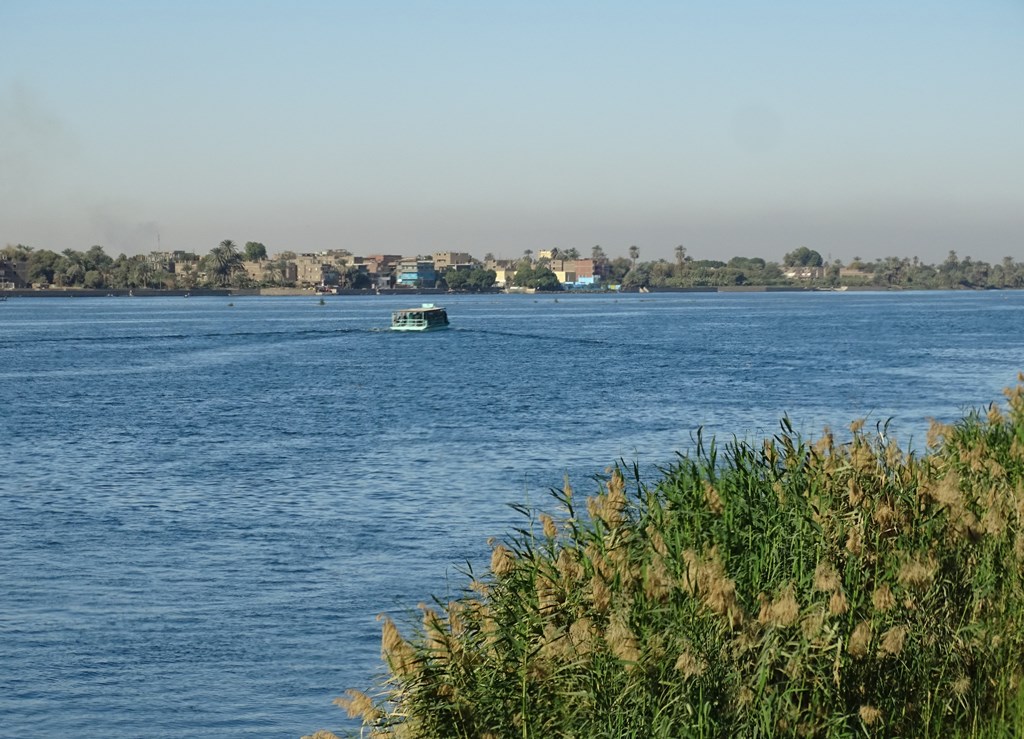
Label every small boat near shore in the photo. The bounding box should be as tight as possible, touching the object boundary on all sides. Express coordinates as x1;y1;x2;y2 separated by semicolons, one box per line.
390;303;450;332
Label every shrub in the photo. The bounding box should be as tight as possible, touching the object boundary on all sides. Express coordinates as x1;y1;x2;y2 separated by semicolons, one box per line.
312;379;1024;738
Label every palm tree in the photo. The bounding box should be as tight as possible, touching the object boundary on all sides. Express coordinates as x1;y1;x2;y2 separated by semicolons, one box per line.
629;245;639;267
592;245;605;262
675;244;687;268
208;240;243;286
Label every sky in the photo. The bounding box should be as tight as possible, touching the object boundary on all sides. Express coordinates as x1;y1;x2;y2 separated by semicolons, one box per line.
1;0;1022;264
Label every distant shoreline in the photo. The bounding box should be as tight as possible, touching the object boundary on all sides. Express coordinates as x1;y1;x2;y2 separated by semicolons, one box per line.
0;284;1008;299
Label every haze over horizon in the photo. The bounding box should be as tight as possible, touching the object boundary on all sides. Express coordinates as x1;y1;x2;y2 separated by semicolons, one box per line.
2;1;1021;265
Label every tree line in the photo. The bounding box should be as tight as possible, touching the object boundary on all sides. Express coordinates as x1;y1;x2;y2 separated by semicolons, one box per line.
3;240;1023;291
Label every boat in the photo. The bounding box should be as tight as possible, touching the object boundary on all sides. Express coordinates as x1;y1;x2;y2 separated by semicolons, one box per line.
390;303;450;332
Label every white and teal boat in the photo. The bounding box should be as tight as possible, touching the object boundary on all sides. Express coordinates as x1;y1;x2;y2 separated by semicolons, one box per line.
390;303;450;332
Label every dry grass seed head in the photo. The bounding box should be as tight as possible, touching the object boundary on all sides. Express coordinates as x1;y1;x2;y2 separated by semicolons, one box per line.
926;419;950;449
536;573;561;617
555;548;583;586
700;550;745;628
606;611;641;668
538;622;570;663
759;582;800;628
828;589;849;616
859;705;882;727
539;513;558;540
898;557;937;591
674;646;707;679
872;503;896;532
590;574;611;613
646;524;668;557
334;689;383;724
490;544;515;578
847;477;864;507
878;625;907;657
379;615;418;679
419;603;447;656
872;584;896;612
848;620;873;658
813;561;841;593
568;617;598;656
704;482;724;514
845;522;864;556
643;554;674;602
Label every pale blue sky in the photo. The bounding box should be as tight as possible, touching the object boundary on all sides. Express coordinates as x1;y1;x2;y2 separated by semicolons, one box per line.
2;0;1021;263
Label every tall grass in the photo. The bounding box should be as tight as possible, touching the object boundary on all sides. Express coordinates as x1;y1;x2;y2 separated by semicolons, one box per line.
309;379;1024;738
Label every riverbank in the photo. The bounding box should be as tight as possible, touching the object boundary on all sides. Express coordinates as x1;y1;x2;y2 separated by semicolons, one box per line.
2;284;969;300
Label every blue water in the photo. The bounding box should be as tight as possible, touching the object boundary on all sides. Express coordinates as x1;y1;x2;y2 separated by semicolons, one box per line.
2;291;1023;737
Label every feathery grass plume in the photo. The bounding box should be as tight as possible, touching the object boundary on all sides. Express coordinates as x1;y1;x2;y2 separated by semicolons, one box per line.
872;584;896;612
926;418;952;449
607;542;640;592
758;582;800;628
684;547;745;628
847;477;864;507
419;603;448;658
604;468;628;527
380;615;418;679
704;482;724;514
898;556;937;590
567;616;598;657
813;561;841;593
646;524;668;557
586;469;629;529
848;620;873;658
674;644;707;679
643;553;674;602
827;589;849;616
859;705;882;727
468;578;489;596
606;610;641;668
540;512;558;540
590;573;611;614
489;543;515;578
800;606;827;642
878;625;907;657
537;622;571;663
554;547;583;586
333;689;383;723
536;572;561;617
845;521;864;555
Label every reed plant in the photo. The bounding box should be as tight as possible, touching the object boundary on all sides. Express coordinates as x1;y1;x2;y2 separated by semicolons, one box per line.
309;379;1024;738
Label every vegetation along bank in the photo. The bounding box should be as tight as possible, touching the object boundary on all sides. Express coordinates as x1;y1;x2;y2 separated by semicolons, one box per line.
309;379;1024;738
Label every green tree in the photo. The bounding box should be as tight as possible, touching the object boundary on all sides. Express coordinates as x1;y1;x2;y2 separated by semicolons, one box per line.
629;245;640;266
782;246;823;267
27;249;61;286
1;243;33;261
513;265;562;291
243;241;268;262
467;268;497;291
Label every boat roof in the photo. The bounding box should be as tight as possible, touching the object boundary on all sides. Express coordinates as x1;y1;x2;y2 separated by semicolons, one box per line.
392;303;446;314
